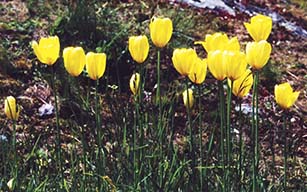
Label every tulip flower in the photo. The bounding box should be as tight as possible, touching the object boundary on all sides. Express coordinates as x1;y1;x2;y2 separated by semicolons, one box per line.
188;57;207;84
31;36;60;65
129;73;140;95
274;82;300;109
223;51;247;81
244;14;272;42
246;40;272;70
195;33;240;52
228;69;253;98
207;50;226;81
86;52;107;80
4;96;20;121
128;35;149;64
172;48;197;76
183;88;194;109
63;47;86;77
150;17;173;48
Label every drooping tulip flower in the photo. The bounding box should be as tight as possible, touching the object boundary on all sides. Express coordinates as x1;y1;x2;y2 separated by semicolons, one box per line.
246;40;272;70
244;14;272;42
149;17;173;48
128;35;149;64
207;50;226;81
274;82;300;109
129;73;140;95
31;36;60;65
228;69;253;98
195;33;240;52
188;57;207;84
63;47;86;77
223;51;247;81
183;88;194;109
85;52;107;80
4;96;20;121
172;48;197;76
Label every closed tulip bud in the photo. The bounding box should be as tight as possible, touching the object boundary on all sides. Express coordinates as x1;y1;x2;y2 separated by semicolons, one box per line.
188;57;207;84
228;69;253;98
85;52;107;80
246;40;272;70
207;50;226;81
4;96;20;121
31;36;60;65
128;35;149;64
129;73;140;95
223;51;247;81
183;88;194;109
150;17;173;48
274;83;300;109
195;33;240;52
172;48;197;76
63;47;86;77
244;14;272;42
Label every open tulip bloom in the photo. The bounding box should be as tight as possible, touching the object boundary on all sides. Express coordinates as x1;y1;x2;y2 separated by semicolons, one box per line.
63;47;86;77
246;40;272;70
244;14;272;42
228;69;253;98
195;33;240;53
274;82;300;109
150;17;173;48
172;48;198;76
31;36;60;66
188;57;207;84
86;52;107;80
128;35;149;64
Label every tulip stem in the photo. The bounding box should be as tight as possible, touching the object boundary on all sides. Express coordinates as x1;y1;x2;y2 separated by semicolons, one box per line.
157;49;163;155
238;99;244;191
218;81;226;191
226;80;233;191
252;71;259;192
283;112;287;191
12;119;17;189
185;78;195;183
198;85;203;191
51;66;63;188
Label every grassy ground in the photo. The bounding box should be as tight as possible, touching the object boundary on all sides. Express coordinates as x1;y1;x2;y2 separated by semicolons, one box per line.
0;0;306;191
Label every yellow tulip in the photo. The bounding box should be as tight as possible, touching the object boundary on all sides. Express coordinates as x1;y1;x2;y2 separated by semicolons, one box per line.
274;82;300;109
172;48;197;76
63;47;86;77
4;96;20;121
85;52;107;80
183;88;194;109
150;17;173;48
195;33;240;52
129;73;140;95
244;14;272;42
31;36;60;65
246;40;272;70
228;69;253;98
128;35;149;64
207;50;226;81
188;57;207;84
223;51;247;81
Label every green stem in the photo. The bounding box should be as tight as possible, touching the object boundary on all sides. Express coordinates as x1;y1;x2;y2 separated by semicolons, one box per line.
185;78;195;185
238;100;243;192
252;71;259;192
218;81;226;191
283;113;287;191
13;119;17;189
133;93;138;190
157;49;163;155
198;85;203;191
226;80;233;191
51;66;63;188
95;79;102;189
